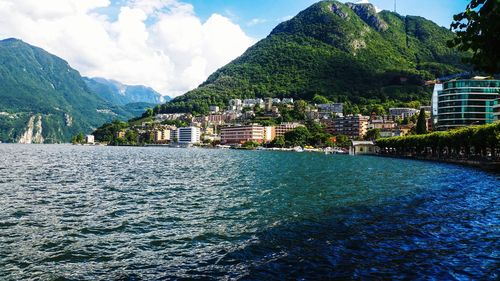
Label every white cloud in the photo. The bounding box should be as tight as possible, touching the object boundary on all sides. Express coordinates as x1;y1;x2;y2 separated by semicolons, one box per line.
277;15;293;22
0;0;255;97
355;0;382;13
247;18;268;26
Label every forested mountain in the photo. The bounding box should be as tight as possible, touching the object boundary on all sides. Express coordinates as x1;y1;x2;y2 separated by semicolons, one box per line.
159;0;469;115
0;38;151;143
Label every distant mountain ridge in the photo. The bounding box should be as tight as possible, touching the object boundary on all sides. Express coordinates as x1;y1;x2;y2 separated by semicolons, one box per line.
158;0;469;114
84;77;170;105
0;38;159;143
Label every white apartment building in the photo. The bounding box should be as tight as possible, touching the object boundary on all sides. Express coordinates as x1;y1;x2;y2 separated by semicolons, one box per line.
177;127;201;144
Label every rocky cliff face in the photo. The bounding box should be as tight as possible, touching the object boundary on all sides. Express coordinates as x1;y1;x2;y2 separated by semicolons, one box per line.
346;2;388;32
18;115;44;144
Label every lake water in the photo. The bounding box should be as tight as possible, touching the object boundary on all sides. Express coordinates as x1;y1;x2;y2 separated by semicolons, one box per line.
0;144;498;280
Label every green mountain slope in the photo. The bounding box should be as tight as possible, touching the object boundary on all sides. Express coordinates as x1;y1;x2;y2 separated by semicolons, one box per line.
0;38;140;143
158;1;468;114
83;77;170;105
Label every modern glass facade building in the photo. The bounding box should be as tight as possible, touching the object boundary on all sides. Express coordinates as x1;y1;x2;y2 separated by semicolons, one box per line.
436;79;500;130
494;98;500;119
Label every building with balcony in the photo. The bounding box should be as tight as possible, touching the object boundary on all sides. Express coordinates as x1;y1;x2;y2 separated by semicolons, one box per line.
322;115;369;139
220;125;265;144
389;108;420;119
431;83;443;125
275;122;304;138
317;103;343;115
177;127;201;144
264;126;276;143
494;98;500;120
153;129;171;143
436;78;500;130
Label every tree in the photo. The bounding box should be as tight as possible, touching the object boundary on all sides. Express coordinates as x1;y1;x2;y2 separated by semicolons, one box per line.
449;0;500;73
71;132;85;144
270;136;286;148
416;108;428;135
312;94;330;104
292;100;308;120
365;129;381;141
335;135;350;147
242;141;260;149
143;108;154;118
284;126;310;147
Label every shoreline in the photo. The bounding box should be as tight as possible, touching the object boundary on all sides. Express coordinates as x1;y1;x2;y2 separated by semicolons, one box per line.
370;154;500;173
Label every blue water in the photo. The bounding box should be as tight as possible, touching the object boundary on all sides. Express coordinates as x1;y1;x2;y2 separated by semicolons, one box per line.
0;144;498;280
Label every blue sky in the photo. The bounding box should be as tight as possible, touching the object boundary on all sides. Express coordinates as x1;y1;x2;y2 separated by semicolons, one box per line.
109;0;470;39
0;0;471;96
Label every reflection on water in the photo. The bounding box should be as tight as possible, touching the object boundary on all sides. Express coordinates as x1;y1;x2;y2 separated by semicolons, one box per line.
0;144;498;280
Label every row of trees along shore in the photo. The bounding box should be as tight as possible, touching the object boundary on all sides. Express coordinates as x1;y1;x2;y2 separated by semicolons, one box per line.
376;122;500;161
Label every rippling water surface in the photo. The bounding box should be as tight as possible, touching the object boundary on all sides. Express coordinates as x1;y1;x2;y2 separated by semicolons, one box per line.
0;144;498;280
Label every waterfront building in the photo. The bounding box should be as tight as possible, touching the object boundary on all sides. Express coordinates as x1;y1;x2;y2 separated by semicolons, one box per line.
177;127;201;144
275;122;304;138
171;128;178;141
264;126;276;143
323;115;369;139
431;84;443;125
494;98;500;120
154;129;171;143
349;141;378;155
436;78;500;130
220;125;265;144
202;134;221;143
85;135;95;144
389;108;420;119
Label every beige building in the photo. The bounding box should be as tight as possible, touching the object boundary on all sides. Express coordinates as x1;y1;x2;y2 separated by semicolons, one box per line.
323;115;369;139
368;119;396;130
275;122;304;138
349;141;378;155
154;129;171;143
220;124;265;144
264;126;276;142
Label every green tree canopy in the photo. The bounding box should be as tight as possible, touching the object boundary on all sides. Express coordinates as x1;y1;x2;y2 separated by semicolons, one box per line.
312;94;331;104
270;136;286;148
284;126;310;147
416;108;428;135
449;0;500;73
365;129;381;141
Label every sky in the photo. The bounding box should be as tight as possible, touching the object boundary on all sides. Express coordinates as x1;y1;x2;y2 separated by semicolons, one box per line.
0;0;469;97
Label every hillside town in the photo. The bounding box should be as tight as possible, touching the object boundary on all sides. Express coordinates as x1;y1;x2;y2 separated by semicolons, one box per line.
87;76;500;152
